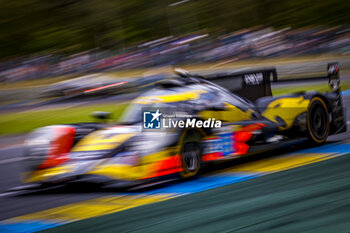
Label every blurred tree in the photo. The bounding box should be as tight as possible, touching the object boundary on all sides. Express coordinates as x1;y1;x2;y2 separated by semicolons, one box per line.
0;0;349;58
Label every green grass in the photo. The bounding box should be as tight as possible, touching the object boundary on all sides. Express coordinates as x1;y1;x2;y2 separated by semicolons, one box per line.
0;80;349;135
0;102;129;135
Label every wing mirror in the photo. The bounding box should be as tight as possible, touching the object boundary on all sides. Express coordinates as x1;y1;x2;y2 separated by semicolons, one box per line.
174;68;190;77
90;111;112;122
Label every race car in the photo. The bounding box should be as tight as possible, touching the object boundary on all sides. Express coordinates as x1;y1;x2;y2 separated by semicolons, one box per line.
22;63;346;188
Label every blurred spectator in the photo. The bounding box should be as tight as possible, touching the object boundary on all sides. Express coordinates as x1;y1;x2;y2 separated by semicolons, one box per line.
0;26;349;82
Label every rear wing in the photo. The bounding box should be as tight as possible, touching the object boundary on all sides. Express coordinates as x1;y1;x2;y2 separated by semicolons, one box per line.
199;62;339;101
202;67;277;101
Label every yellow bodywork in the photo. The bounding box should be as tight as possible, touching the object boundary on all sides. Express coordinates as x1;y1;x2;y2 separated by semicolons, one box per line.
199;102;253;122
261;97;310;130
23;92;312;184
134;90;207;104
23;165;72;183
87;149;176;181
72;131;136;152
24;146;177;183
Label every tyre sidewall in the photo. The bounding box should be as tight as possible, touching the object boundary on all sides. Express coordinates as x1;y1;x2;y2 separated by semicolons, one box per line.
179;131;202;179
307;97;330;144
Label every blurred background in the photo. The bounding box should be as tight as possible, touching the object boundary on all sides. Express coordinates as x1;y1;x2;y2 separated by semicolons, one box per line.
1;2;350;232
0;0;350;134
0;0;349;82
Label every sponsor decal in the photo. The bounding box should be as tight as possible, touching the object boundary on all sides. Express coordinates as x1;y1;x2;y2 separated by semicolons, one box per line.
243;73;263;85
202;133;235;156
328;63;338;74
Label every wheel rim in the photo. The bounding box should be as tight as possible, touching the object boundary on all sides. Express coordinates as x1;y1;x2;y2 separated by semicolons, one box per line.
183;143;199;172
310;103;328;140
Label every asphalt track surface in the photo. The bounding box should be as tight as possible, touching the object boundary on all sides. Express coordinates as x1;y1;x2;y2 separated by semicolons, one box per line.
44;151;350;233
0;96;349;232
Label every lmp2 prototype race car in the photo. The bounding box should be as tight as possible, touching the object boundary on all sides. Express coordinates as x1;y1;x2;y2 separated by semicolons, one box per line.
22;63;346;188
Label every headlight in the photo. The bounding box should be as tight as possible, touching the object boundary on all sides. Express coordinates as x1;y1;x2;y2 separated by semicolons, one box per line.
25;127;54;158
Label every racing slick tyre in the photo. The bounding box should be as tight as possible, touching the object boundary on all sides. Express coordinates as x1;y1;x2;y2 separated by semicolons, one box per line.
306;97;330;144
179;131;202;179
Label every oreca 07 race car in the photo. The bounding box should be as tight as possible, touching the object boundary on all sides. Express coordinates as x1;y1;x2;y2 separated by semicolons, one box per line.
22;63;346;188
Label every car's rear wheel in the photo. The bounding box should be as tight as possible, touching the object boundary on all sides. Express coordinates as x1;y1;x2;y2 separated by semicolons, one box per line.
179;131;202;179
307;97;330;144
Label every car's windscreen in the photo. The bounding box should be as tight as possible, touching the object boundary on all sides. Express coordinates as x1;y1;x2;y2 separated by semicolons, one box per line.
118;103;144;124
119;87;197;124
118;83;254;124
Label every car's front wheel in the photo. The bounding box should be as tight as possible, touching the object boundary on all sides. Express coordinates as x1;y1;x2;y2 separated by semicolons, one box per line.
179;131;202;179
